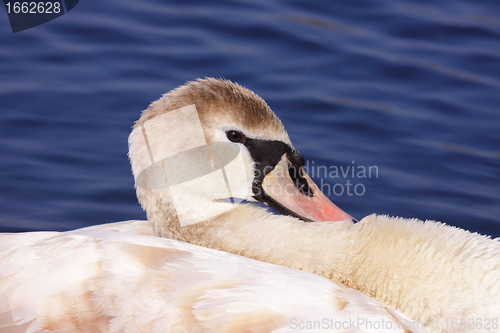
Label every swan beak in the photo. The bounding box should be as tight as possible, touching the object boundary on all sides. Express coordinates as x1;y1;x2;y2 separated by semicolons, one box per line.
260;154;354;223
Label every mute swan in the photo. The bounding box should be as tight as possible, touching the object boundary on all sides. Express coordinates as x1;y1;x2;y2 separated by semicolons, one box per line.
1;78;499;333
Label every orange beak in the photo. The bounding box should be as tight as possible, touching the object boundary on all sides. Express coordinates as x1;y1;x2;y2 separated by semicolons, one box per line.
261;154;354;223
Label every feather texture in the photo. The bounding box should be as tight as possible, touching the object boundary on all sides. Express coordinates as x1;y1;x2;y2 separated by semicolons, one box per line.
0;221;423;333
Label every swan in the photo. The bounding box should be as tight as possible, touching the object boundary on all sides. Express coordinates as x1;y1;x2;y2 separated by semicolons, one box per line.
1;78;499;332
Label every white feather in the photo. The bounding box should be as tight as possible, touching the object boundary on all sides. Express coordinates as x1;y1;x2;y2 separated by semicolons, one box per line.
0;221;423;333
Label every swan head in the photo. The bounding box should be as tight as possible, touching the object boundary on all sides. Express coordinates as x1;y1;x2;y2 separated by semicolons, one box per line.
129;78;352;234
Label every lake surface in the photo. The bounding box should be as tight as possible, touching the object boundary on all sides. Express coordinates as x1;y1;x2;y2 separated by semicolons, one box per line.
1;0;499;237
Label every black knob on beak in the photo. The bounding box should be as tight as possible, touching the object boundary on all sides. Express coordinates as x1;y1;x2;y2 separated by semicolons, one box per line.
287;150;313;197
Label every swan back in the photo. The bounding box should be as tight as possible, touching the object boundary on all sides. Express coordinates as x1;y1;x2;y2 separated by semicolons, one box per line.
0;222;425;333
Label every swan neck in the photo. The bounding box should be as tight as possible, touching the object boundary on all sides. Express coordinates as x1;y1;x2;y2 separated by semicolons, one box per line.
147;202;500;327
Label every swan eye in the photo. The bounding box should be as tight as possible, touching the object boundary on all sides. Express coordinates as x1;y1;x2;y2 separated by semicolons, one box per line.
226;130;245;143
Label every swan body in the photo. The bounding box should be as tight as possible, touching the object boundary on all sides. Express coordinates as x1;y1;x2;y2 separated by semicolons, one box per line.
0;221;422;333
1;78;499;332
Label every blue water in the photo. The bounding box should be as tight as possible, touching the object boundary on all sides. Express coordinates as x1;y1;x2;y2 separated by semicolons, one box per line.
1;0;499;237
